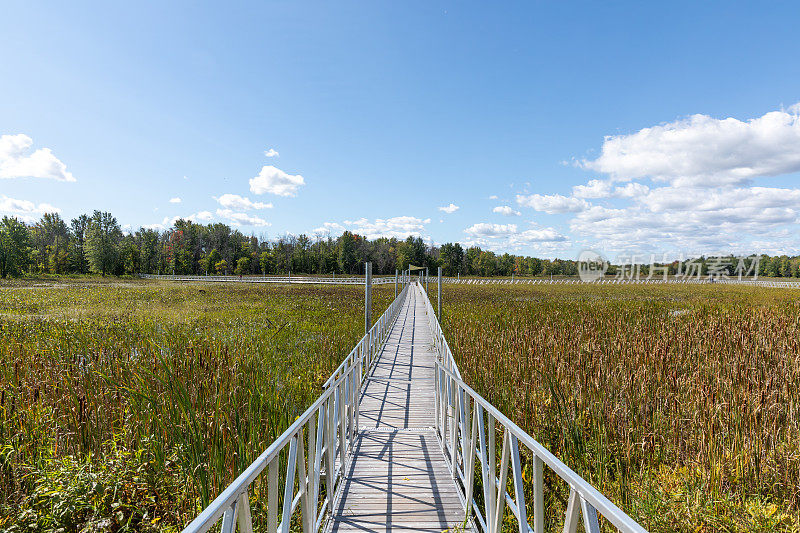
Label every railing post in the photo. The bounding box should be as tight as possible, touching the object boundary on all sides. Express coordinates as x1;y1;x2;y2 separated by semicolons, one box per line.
365;262;372;336
533;455;544;533
395;269;398;298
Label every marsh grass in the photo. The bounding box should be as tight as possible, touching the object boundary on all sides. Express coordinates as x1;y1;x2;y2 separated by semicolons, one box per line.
434;283;800;532
0;278;391;532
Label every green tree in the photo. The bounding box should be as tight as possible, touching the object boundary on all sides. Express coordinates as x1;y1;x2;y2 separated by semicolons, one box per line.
214;259;228;274
439;242;464;276
202;249;221;275
235;256;251;275
85;211;122;276
70;214;90;273
338;231;358;274
259;250;273;275
30;212;70;273
120;235;140;274
0;216;31;278
464;247;481;275
478;251;497;276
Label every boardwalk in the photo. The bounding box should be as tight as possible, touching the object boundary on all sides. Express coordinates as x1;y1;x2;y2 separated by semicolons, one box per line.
328;284;466;532
181;275;646;533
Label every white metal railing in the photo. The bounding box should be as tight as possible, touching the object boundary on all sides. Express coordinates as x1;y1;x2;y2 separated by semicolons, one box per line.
418;285;647;533
140;274;396;285
437;276;800;288
182;282;410;533
144;273;800;289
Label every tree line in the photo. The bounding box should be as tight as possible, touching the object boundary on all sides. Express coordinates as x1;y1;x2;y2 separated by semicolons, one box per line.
0;212;579;278
1;212;798;278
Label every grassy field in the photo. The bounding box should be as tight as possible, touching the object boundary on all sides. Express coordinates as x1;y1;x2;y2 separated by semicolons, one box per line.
0;278;393;532
433;283;800;532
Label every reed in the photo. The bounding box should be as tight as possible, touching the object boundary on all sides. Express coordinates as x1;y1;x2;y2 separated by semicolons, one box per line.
0;278;392;531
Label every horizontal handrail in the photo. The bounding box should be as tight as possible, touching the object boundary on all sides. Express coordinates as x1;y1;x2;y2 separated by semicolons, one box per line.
182;281;410;533
418;284;646;533
140;273;397;285
435;276;800;288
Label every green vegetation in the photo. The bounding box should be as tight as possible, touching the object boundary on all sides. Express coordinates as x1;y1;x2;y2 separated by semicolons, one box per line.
437;283;800;532
0;278;392;532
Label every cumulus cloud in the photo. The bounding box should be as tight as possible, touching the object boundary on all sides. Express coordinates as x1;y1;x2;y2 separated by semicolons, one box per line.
490;104;800;255
580;104;800;187
571;179;613;199
572;179;650;199
568;184;800;254
516;193;589;213
264;148;279;158
314;216;429;240
462;221;568;254
492;205;521;216
313;222;346;235
0;134;75;182
465;223;518;237
438;203;459;214
249;165;305;197
169;197;182;204
216;209;270;227
0;195;61;223
215;193;273;210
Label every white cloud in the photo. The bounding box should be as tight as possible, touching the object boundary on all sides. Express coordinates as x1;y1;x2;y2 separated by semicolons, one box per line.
516;193;589;213
0;195;60;222
568;185;800;254
581;104;800;187
462;221;569;254
497;104;800;255
492;205;521;216
249;165;305;197
509;227;567;244
438;203;459;214
314;216;429;240
572;179;650;199
313;222;346;235
264;148;279;158
615;182;650;198
216;208;270;227
488;195;499;200
572;179;613;199
465;223;518;237
194;211;214;221
215;193;273;210
169;197;182;204
0;134;75;182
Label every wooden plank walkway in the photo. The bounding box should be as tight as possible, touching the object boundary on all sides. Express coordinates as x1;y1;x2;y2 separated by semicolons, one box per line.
328;284;467;532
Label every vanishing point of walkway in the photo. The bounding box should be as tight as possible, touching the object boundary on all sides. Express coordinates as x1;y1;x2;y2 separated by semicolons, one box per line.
328;284;465;532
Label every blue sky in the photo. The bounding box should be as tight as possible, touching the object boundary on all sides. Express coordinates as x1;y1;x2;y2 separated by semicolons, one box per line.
2;1;800;259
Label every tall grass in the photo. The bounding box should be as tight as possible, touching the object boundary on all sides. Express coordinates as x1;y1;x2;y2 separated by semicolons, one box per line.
0;279;392;531
436;283;800;531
